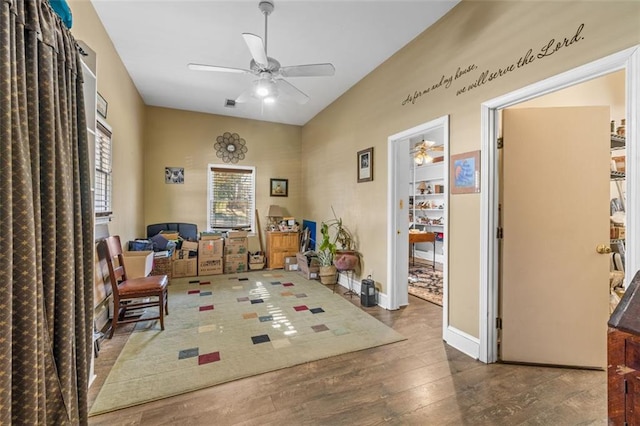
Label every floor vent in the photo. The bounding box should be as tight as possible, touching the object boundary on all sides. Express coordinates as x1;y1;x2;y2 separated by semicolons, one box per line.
224;99;236;108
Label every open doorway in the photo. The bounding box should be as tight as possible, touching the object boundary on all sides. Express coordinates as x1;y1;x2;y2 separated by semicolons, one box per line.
480;46;639;364
387;115;449;332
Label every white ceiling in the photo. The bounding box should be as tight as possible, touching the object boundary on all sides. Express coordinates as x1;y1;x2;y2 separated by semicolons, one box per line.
90;0;459;126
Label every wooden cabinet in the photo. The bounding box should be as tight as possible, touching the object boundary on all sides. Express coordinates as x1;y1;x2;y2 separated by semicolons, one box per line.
608;270;640;425
266;231;299;269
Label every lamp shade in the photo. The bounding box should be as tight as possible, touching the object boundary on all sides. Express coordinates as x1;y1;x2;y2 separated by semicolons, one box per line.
417;182;428;191
267;205;284;218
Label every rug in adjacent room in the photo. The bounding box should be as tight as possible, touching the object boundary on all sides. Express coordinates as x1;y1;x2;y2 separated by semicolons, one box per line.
408;260;443;306
89;271;405;415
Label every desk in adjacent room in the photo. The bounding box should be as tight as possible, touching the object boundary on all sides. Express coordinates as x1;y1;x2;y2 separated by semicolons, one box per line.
409;231;436;269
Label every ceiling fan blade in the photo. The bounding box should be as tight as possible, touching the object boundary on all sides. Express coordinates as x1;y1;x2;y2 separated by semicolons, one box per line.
235;88;255;104
275;79;309;105
188;63;250;74
242;33;269;68
280;63;335;78
428;145;444;152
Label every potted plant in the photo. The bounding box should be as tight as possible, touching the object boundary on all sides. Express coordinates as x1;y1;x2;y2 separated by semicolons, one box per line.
313;209;360;285
316;222;338;285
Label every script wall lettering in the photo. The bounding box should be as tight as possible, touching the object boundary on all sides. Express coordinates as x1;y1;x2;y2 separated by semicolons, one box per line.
401;23;586;106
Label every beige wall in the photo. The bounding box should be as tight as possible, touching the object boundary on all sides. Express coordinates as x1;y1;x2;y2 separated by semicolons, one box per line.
301;1;639;337
69;1;146;243
69;0;639;340
143;107;302;242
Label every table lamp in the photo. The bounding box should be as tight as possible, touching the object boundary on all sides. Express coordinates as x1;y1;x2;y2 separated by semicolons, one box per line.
267;205;284;230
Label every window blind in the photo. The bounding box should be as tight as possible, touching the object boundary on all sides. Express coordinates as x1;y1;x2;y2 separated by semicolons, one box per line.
209;166;255;230
95;121;112;216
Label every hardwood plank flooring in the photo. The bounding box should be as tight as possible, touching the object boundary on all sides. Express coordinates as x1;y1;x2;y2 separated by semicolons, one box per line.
88;292;606;425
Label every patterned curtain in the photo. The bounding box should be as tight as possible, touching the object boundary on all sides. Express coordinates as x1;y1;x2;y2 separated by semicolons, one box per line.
0;0;94;424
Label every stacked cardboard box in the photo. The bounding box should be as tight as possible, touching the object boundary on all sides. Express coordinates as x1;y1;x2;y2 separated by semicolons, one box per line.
122;250;154;279
198;235;223;275
173;241;198;278
224;231;248;273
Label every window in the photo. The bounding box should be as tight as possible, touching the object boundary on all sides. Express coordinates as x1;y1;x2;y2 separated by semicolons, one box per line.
208;165;255;231
95;120;112;217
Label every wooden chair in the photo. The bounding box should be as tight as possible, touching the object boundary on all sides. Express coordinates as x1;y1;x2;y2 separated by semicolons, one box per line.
103;235;169;338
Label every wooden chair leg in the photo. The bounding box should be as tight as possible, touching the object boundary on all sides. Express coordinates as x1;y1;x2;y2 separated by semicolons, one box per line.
108;305;119;338
159;292;165;331
164;288;169;316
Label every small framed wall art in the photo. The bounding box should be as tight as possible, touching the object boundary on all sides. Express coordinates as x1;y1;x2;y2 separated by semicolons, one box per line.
97;92;108;119
165;167;184;184
450;150;480;194
270;178;288;197
357;147;373;183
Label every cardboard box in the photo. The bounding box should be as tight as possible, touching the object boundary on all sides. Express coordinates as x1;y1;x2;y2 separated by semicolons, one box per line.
199;239;223;258
122;250;154;279
173;258;197;278
226;230;248;238
224;243;248;255
181;241;199;252
285;263;299;271
200;231;223;240
173;248;197;260
285;256;298;265
198;258;223;276
225;236;248;247
224;253;248;274
296;252;320;280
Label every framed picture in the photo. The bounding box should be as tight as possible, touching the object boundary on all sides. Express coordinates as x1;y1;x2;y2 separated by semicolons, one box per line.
97;92;108;119
450;150;480;194
165;167;184;184
270;178;288;197
357;147;373;183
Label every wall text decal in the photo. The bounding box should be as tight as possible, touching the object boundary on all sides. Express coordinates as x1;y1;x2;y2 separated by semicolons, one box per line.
401;23;585;106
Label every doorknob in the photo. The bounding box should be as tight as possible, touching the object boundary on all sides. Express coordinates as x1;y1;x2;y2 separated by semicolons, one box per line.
596;244;612;254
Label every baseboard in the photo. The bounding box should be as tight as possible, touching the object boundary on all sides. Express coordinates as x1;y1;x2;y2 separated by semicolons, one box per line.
335;274;391;309
444;325;480;360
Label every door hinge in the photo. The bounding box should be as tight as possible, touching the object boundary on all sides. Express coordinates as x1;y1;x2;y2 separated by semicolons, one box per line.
497;137;504;149
496;227;503;239
496;317;502;329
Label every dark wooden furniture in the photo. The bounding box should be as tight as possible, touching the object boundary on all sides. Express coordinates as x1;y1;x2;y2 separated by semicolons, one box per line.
103;235;169;338
608;269;640;425
409;231;436;268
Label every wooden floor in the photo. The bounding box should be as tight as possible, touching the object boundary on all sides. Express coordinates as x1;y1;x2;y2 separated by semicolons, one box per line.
88;292;607;425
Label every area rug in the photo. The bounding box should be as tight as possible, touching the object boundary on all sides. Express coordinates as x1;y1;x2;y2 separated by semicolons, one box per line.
408;261;443;306
89;271;405;415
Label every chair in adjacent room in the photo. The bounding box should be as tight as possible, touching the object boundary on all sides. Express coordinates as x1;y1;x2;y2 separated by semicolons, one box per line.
103;235;169;338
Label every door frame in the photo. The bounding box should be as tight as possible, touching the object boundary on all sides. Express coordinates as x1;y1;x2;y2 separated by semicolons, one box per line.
480;46;640;363
387;114;449;330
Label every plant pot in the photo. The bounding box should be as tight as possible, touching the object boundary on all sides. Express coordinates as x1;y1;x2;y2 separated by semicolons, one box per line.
319;265;337;285
334;250;359;272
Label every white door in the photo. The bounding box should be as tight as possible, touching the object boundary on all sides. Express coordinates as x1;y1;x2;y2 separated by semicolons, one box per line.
501;106;610;368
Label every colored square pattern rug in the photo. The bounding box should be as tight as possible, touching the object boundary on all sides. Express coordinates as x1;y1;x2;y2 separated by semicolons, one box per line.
89;271;405;415
408;260;443;306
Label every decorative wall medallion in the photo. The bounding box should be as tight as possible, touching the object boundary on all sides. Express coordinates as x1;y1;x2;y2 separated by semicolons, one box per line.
215;132;248;163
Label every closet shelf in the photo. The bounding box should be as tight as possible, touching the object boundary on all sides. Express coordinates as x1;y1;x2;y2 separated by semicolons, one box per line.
610;134;625;149
611;171;625;181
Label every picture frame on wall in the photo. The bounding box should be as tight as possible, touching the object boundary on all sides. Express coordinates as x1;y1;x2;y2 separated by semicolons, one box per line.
97;92;108;119
270;178;288;197
357;147;373;183
450;150;480;194
165;167;184;184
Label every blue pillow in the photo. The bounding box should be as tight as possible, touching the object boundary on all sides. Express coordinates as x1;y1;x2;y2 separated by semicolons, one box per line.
150;233;169;251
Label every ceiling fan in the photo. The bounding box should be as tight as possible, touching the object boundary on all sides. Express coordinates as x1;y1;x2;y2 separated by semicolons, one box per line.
412;140;444;165
188;0;335;105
